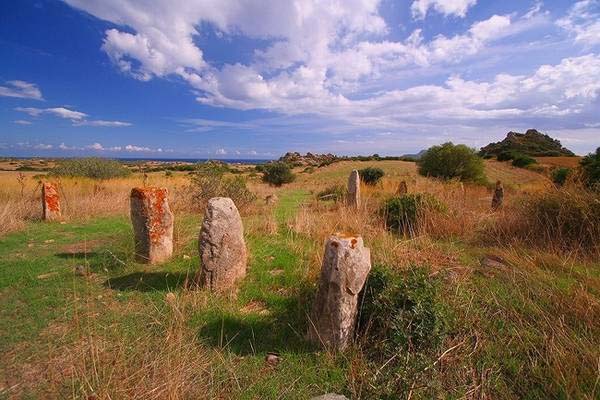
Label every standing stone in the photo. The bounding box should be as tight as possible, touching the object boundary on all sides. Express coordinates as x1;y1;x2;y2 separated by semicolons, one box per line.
308;234;371;351
491;180;504;210
265;194;278;205
42;182;61;221
397;180;408;196
130;187;174;264
199;197;247;291
347;170;360;208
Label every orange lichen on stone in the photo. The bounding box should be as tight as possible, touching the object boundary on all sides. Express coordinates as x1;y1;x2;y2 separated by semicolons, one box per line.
130;187;173;264
42;182;61;221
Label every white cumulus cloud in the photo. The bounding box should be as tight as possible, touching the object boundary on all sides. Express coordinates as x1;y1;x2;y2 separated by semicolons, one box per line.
411;0;477;19
0;80;43;100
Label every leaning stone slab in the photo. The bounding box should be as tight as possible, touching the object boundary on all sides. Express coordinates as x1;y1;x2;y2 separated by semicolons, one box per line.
42;182;61;221
130;187;174;264
491;180;504;210
347;170;360;207
308;233;371;351
199;197;247;291
311;395;349;400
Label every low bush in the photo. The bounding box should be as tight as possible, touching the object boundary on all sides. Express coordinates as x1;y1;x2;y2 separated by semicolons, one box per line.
580;147;600;190
190;164;255;210
417;142;486;183
358;265;448;398
51;158;131;179
485;187;600;256
551;167;570;186
261;162;296;186
380;193;446;236
511;154;537;168
317;184;346;202
359;167;384;185
497;151;516;161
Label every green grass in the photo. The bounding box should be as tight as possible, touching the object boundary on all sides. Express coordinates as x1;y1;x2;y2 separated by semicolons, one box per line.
1;188;599;399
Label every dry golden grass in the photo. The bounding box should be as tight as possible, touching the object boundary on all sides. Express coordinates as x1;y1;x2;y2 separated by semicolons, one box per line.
535;156;582;169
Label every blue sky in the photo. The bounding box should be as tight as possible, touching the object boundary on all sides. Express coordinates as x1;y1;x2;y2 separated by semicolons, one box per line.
1;0;599;159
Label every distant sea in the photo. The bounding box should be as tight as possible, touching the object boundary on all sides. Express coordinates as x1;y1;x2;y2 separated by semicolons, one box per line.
115;158;272;164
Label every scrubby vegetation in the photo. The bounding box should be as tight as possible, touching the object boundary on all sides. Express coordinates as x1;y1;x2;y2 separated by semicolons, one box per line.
358;167;384;185
261;162;296;186
511;153;537;168
51;157;131;179
380;193;446;236
580;147;600;190
190;161;255;209
417;142;486;182
551;167;571;186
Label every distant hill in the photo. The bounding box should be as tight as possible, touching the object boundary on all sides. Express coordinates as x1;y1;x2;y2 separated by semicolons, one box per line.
480;129;575;157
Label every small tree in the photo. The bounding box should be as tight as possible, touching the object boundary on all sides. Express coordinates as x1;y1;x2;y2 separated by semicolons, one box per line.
417;142;486;183
262;162;295;186
551;167;570;186
581;147;600;190
359;167;385;185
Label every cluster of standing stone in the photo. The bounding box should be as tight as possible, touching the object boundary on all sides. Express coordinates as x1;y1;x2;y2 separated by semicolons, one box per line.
41;172;374;353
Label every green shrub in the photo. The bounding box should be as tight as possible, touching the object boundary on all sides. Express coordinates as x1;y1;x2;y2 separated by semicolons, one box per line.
581;147;600;190
359;167;385;185
417;142;486;182
380;194;446;236
261;162;295;186
51;157;131;179
511;154;537;168
497;151;516;161
190;165;255;210
551;167;570;186
358;265;448;398
317;184;346;202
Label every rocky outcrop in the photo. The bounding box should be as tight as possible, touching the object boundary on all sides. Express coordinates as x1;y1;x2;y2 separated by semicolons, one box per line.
278;152;338;167
308;234;371;351
130;187;174;264
480;129;575;158
198;197;247;291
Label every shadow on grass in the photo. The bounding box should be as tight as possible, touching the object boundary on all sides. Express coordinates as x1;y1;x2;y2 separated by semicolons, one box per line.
198;285;316;355
104;271;192;292
55;249;130;273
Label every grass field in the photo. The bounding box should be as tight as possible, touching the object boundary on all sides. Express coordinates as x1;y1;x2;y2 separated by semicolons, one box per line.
0;160;599;399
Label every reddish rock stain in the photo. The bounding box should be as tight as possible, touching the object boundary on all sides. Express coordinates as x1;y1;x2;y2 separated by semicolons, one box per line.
132;187;168;244
43;183;60;212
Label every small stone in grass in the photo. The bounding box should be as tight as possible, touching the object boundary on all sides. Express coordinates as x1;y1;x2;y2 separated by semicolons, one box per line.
74;265;88;276
265;352;281;366
183;254;191;260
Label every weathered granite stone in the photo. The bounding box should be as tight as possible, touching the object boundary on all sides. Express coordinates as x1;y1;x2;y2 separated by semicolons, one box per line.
308;233;371;350
397;180;408;196
42;182;61;221
310;395;349;400
491;180;504;210
199;197;247;291
265;194;278;205
347;170;360;207
130;187;174;264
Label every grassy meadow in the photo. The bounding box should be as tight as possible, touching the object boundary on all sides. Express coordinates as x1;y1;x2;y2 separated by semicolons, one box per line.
0;160;599;399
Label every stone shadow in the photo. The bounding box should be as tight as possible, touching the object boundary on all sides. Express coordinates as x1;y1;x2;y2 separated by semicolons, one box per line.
197;285;316;355
103;271;192;292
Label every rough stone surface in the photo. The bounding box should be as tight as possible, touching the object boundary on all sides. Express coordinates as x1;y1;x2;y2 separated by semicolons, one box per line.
310;395;349;400
42;182;61;221
397;180;408;196
308;233;371;350
347;170;360;207
199;197;247;291
491;180;504;210
130;187;174;264
265;194;278;205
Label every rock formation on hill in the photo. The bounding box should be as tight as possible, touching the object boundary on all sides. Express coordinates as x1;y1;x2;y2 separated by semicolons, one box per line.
480;129;575;158
278;152;338;167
